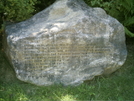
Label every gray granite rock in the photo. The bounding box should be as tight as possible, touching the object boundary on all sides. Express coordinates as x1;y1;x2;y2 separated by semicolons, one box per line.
4;0;127;86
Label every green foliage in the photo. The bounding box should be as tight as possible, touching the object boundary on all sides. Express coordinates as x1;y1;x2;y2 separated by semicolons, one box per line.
0;0;38;35
1;0;37;22
35;0;55;12
84;0;113;12
109;0;134;37
84;0;134;37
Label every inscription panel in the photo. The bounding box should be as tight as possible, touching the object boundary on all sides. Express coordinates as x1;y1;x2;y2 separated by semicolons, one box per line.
12;39;111;74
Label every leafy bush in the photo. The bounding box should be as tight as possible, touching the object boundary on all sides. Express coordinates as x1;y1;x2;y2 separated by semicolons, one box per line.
0;0;38;33
85;0;134;37
1;0;37;22
109;0;134;37
35;0;55;12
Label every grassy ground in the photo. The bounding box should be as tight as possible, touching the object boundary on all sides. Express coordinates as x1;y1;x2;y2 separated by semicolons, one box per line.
0;38;134;101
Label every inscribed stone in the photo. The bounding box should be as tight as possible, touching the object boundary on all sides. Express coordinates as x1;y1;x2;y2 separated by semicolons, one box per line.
4;0;127;86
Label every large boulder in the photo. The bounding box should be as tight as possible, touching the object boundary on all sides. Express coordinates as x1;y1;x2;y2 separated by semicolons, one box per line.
4;0;127;86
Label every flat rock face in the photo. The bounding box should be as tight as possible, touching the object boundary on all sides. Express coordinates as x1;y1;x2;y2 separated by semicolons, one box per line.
4;0;127;86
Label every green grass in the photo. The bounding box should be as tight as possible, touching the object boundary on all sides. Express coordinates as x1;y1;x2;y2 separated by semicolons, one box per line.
0;38;134;101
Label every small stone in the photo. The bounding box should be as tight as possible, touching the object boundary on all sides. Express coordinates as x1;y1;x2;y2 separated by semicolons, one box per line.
4;0;127;86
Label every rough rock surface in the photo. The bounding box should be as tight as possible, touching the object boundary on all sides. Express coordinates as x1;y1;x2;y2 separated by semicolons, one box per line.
4;0;127;86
